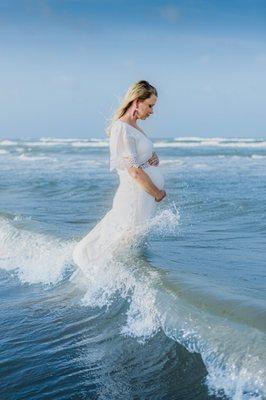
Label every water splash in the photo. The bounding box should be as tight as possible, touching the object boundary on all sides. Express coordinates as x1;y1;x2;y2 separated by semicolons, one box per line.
0;217;73;284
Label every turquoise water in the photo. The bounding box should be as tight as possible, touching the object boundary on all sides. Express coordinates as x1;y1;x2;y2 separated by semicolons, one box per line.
0;136;265;399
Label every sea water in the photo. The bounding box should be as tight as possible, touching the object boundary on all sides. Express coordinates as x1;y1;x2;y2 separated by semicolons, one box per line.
0;136;265;400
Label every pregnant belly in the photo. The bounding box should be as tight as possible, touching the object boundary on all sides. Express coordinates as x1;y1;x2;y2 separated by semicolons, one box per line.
145;165;165;190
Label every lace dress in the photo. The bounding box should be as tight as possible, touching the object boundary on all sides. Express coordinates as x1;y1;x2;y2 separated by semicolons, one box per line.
71;119;164;278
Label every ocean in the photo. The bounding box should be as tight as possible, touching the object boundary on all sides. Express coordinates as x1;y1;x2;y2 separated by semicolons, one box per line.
0;136;265;400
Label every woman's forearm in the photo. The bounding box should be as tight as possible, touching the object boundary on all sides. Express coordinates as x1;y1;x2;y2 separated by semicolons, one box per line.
127;167;162;198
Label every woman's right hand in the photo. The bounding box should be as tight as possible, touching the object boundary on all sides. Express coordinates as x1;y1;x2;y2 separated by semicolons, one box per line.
155;190;166;202
148;152;159;166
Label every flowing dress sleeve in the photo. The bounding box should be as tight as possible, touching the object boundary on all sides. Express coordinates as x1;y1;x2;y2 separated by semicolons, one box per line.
109;122;142;171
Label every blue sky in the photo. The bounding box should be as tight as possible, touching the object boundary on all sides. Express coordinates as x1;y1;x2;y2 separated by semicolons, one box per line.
0;0;265;139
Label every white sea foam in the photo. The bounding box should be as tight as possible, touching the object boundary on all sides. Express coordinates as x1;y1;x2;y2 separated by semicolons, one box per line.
192;162;209;169
159;159;184;166
40;137;78;143
0;217;74;284
23;138;109;148
149;205;180;237
71;141;109;148
13;214;32;222
154;139;266;148
251;154;266;159
173;137;264;143
0;140;18;146
18;154;52;161
0;149;8;154
23;141;64;147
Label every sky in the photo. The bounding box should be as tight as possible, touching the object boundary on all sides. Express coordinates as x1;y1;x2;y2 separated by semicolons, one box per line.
0;0;266;139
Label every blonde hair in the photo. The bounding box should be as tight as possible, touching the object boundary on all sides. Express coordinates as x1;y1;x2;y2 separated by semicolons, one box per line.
106;80;158;136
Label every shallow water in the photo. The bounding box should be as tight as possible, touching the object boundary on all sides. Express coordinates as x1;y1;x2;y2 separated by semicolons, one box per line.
0;136;265;399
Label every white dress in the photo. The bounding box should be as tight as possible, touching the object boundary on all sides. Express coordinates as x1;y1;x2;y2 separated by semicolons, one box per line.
71;120;165;278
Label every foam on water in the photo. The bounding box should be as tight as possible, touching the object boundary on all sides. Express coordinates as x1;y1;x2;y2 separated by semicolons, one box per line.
0;217;73;284
71;141;108;147
149;204;180;237
173;137;265;143
18;154;53;161
22;140;65;147
251;154;266;159
40;137;78;143
0;140;18;146
154;140;266;148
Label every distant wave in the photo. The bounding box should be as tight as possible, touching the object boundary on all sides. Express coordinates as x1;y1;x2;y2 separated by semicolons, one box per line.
18;154;54;161
1;137;266;149
0;140;18;146
71;141;109;148
155;138;266;148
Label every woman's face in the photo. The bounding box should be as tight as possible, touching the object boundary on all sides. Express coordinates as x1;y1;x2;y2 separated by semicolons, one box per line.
137;94;157;120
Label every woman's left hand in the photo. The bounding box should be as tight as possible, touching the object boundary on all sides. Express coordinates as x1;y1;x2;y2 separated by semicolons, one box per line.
148;152;159;166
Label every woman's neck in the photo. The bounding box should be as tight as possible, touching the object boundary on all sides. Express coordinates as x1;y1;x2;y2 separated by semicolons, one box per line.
119;115;146;136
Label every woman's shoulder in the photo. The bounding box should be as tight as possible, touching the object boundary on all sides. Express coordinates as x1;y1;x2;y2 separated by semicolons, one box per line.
114;119;128;131
111;119;136;137
109;119;123;135
111;119;124;130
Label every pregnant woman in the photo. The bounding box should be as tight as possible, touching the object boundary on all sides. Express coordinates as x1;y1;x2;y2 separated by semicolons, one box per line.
72;80;166;279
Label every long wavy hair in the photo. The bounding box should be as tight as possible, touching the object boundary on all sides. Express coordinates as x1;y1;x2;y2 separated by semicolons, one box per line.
106;80;157;136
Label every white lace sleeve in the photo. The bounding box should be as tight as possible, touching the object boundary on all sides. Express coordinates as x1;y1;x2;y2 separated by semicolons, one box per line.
121;130;140;168
109;122;141;171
